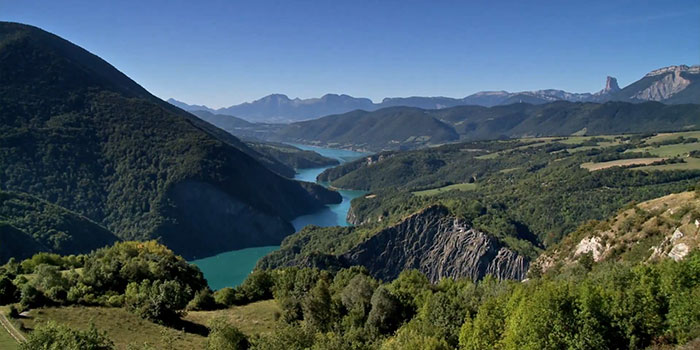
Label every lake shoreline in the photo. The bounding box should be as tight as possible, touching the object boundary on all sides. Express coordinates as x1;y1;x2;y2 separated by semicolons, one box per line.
191;145;369;289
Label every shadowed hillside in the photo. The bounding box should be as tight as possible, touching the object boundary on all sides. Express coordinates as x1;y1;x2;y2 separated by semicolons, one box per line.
0;22;340;260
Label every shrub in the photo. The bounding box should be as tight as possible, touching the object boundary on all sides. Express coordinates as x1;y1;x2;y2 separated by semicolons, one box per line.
207;316;249;350
187;288;218;311
0;274;19;305
124;280;191;324
214;287;243;307
81;241;206;295
7;304;19;318
20;283;46;309
238;270;274;302
20;321;114;350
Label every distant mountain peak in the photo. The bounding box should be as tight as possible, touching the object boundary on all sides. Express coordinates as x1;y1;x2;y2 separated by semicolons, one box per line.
167;98;214;112
260;93;291;102
634;67;693;101
472;91;509;96
645;65;700;77
597;76;620;95
167;64;699;122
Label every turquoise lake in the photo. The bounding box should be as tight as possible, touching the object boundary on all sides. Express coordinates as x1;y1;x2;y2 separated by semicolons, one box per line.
191;144;367;290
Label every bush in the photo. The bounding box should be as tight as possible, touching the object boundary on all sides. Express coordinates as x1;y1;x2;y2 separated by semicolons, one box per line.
20;253;67;273
0;274;19;305
20;283;46;309
382;326;450;350
124;280;191;324
7;304;19;318
214;287;244;307
238;270;274;302
207;316;249;350
187;288;219;311
20;321;114;350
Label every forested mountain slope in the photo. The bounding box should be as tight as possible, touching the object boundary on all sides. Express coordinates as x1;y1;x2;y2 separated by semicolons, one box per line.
0;190;118;262
260;135;700;283
0;22;340;260
189;110;339;172
271;101;700;151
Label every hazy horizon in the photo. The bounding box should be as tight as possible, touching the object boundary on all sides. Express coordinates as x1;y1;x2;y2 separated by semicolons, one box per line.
2;0;698;108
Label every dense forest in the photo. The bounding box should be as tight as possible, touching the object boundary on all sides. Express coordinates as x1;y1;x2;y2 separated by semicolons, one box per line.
0;190;118;261
0;22;340;260
260;136;700;277
1;240;698;349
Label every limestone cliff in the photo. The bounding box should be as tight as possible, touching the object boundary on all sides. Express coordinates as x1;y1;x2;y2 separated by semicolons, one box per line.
633;66;693;101
341;206;529;282
260;205;529;282
532;191;700;275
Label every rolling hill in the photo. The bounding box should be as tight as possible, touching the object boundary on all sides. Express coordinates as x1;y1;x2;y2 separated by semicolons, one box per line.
269;101;700;151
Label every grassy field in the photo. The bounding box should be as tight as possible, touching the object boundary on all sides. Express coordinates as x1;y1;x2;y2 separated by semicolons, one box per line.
184;299;281;335
413;183;477;196
0;306;20;350
623;141;700;171
581;158;666;171
626;142;700;158
643;131;700;144
475;152;500;160
477;135;623;159
21;307;207;349
18;300;281;350
0;325;18;350
633;157;700;171
499;167;521;174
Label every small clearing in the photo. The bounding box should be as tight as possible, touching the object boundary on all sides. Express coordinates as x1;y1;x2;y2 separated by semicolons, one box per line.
581;158;666;171
412;183;477;196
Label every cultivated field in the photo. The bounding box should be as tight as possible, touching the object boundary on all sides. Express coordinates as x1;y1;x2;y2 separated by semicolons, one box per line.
413;183;477;196
627;142;700;158
581;158;666;171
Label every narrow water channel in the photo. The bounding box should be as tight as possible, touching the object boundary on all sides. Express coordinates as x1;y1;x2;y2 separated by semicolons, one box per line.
191;145;367;290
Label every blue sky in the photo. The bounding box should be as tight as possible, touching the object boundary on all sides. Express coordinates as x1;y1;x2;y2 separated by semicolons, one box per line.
1;0;698;108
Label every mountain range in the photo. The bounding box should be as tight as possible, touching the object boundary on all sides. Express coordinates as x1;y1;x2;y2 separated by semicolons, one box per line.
268;101;700;151
169;65;700;123
0;21;340;260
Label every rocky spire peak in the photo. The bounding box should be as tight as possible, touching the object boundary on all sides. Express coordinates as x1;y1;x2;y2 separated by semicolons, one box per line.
604;76;620;93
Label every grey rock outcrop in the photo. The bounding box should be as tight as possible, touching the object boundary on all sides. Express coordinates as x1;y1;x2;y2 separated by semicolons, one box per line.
341;205;529;282
596;76;621;96
633;66;692;101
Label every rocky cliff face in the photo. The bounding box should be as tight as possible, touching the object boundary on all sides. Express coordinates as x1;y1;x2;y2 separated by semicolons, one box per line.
341;205;529;282
596;76;621;95
532;191;700;275
633;66;692;101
